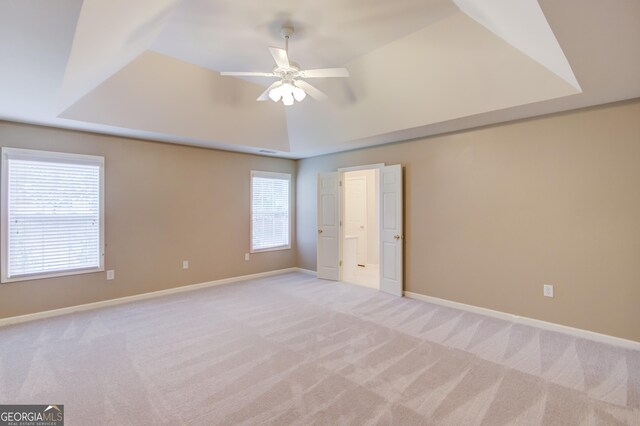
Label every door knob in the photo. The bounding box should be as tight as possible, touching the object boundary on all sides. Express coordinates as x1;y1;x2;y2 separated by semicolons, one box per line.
318;229;323;234
394;234;401;240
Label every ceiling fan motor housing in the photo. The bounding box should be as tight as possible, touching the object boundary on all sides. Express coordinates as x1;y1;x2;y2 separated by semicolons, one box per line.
280;26;294;40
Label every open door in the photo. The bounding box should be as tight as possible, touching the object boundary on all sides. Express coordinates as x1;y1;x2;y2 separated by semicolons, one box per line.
379;165;403;296
317;172;341;280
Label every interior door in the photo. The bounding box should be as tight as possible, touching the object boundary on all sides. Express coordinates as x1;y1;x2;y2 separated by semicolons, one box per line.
379;165;403;296
345;175;367;265
317;172;341;280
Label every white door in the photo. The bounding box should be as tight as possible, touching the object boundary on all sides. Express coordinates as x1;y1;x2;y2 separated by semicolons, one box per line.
345;175;367;265
317;172;341;280
379;165;403;296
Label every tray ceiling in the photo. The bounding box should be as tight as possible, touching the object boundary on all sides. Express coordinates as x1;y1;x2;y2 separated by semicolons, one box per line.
0;0;639;158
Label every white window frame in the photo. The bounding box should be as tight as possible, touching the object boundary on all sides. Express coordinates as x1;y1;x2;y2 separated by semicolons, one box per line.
250;170;292;253
1;147;105;283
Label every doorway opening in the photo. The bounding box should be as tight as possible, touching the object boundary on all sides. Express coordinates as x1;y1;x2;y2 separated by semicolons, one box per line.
342;169;380;289
317;163;403;296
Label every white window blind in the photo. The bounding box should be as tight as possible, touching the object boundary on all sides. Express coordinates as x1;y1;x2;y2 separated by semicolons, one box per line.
251;171;291;252
1;148;104;282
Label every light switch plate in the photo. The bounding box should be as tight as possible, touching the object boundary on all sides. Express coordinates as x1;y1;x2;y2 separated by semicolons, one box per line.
543;284;554;298
106;270;115;280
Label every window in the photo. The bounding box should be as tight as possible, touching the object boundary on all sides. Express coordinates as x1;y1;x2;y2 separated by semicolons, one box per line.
251;171;291;252
1;148;104;283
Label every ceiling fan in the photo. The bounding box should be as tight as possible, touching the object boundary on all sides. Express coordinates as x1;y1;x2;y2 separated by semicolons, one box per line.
220;26;349;106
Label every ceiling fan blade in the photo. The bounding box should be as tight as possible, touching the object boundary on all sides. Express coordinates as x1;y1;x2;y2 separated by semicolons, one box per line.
269;47;290;69
300;68;350;78
295;80;328;102
220;71;276;77
257;81;282;101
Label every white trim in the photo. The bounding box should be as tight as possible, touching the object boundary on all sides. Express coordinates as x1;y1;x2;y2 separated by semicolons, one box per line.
404;291;640;350
339;171;344;282
251;170;291;180
294;267;317;276
5;268;634;350
0;268;299;328
2;266;105;284
1;147;104;166
338;163;385;172
250;245;292;253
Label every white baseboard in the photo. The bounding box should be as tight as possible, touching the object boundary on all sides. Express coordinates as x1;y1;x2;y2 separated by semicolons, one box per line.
404;291;640;350
0;267;300;328
5;268;635;350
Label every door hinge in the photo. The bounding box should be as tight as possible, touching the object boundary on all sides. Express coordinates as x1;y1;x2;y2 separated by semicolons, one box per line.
339;220;342;226
339;260;343;266
339;180;342;187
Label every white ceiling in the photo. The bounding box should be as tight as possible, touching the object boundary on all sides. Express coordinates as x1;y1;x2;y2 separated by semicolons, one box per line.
1;0;639;158
151;0;459;75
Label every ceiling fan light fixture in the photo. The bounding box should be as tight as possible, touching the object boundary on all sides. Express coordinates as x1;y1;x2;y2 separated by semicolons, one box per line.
292;85;306;102
282;93;295;106
268;85;283;102
269;82;303;106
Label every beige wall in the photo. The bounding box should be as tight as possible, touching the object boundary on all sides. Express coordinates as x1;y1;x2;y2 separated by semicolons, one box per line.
297;99;640;342
0;121;296;318
2;99;639;342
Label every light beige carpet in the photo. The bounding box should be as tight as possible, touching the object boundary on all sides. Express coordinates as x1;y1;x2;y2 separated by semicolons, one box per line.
1;272;638;425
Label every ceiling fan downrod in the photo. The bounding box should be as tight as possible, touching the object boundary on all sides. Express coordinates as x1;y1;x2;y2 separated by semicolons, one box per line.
281;25;293;54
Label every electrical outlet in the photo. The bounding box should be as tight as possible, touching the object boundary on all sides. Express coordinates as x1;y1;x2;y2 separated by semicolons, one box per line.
245;253;250;261
543;284;554;298
106;270;115;280
182;260;189;270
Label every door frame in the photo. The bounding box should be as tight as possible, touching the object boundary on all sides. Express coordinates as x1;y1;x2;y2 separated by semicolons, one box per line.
338;163;386;173
317;163;403;295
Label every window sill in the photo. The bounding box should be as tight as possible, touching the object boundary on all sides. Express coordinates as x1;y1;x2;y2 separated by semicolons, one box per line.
1;266;105;284
250;245;292;254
